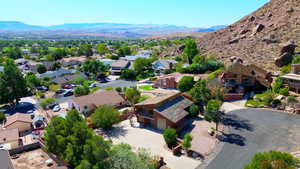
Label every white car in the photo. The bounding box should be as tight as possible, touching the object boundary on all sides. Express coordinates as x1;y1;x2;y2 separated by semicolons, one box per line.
89;83;97;88
52;105;61;112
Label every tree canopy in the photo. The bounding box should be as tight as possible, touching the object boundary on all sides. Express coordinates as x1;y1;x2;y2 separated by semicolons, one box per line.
177;76;195;92
245;151;300;169
189;80;210;105
183;39;198;64
0;59;28;105
80;59;108;78
91;105;121;130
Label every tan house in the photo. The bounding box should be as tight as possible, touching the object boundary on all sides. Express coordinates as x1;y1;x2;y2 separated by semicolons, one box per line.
221;63;272;101
110;60;130;75
68;90;127;113
134;91;193;131
60;56;87;66
0;128;21;149
282;64;300;94
4;113;32;133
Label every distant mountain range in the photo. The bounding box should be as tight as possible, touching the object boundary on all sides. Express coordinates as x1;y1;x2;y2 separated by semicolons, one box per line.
0;21;226;39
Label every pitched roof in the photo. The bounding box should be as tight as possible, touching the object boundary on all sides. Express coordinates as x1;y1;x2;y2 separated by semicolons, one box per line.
282;73;300;81
52;73;87;85
111;60;130;68
0;128;19;144
72;90;125;110
4;113;32;127
154;96;192;123
135;91;180;106
61;56;87;63
0;150;15;169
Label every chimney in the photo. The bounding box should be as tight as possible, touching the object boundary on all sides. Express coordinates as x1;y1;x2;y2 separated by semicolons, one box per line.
291;64;300;74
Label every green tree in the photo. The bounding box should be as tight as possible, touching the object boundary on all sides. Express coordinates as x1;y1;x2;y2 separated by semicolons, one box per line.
25;72;41;90
91;105;121;130
118;45;131;57
80;59;108;78
74;85;90;97
177;76;195;92
190;80;210;105
183;39;198;64
272;77;284;94
0;111;5;123
4;47;22;59
78;43;93;57
0;59;28;105
39;97;55;109
163;128;177;147
96;43;108;55
121;69;137;80
189;105;200;117
205;100;222;131
37;64;47;74
245;151;300;169
133;58;152;74
125;87;141;104
181;133;192;153
109;143;158;169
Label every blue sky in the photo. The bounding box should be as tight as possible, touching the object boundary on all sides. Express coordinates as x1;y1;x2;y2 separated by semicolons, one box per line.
0;0;270;27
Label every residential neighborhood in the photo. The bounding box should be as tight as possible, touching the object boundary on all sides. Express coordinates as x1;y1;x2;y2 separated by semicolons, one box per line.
1;0;300;169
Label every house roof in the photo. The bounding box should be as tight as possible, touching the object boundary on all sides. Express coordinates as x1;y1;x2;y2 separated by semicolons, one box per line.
111;60;130;68
281;73;300;81
135;91;180;106
0;150;15;169
61;56;87;63
153;60;177;70
71;90;125;110
0;128;19;144
4;113;32;128
154;96;192;123
38;68;77;78
52;73;87;85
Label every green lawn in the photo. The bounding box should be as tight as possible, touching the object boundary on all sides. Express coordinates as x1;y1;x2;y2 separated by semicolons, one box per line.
138;85;154;91
245;100;268;108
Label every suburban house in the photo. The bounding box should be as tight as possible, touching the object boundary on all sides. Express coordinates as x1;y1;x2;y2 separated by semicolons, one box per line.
52;73;88;85
68;90;127;113
0;149;15;169
153;72;206;89
134;91;193;131
98;58;114;66
0;128;21;150
37;68;77;79
282;64;300;94
152;60;177;75
110;60;130;75
220;63;272;101
60;56;87;66
4;113;32;133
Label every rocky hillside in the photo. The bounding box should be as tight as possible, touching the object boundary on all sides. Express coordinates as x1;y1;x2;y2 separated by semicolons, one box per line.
197;0;300;71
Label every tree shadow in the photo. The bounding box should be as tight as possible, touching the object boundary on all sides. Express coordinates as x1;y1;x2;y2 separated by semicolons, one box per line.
217;133;246;146
221;114;254;131
2;102;36;115
106;125;128;139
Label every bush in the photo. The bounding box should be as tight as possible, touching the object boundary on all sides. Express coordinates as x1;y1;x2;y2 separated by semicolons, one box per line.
138;95;150;103
115;87;122;93
49;84;61;92
189;105;200;117
72;76;86;85
125;87;141;104
163;128;177;147
177;76;195;92
121;69;136;80
246;100;267;108
279;88;289;96
149;77;157;81
287;96;298;103
104;86;113;91
74;85;90;97
91;105;121;130
40;98;55;109
181;133;192;151
272;77;284;93
37;64;47;74
0;112;5;123
36;91;45;99
271;99;281;106
245;151;300;169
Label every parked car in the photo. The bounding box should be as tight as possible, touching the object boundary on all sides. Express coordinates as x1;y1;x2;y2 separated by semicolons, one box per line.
37;86;48;91
52;105;61;112
56;89;66;95
89;83;97;88
63;84;72;89
64;90;73;97
48;104;58;109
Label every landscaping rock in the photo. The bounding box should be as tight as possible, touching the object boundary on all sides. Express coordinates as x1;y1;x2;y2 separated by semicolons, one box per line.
275;95;284;100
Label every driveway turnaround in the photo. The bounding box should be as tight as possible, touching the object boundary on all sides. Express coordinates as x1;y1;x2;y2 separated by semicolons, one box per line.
99;80;137;88
201;108;300;169
111;120;200;169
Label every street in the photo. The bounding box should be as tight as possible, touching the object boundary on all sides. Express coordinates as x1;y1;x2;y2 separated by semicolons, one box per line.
201;108;300;169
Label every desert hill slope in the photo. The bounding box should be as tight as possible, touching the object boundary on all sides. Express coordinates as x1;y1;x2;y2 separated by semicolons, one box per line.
197;0;300;70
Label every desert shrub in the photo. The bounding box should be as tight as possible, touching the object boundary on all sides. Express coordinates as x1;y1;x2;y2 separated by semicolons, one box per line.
279;88;289;96
163;128;177;147
189;105;200;117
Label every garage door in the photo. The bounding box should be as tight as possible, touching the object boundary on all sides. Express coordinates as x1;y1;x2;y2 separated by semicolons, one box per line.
157;118;166;130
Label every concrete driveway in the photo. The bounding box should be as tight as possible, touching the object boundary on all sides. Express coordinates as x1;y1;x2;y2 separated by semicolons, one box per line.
111;120;200;169
98;79;137;88
200;108;300;169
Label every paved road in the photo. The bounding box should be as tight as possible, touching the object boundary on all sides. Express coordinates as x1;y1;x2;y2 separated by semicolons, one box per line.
203;108;300;169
